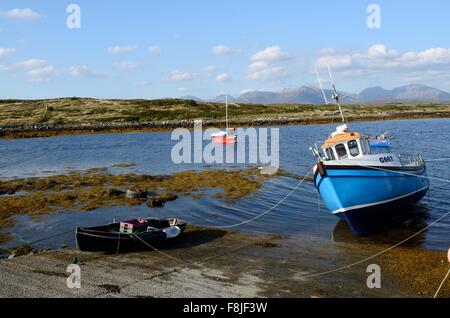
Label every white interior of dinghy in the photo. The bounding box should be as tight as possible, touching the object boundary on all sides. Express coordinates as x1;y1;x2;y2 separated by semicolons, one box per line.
162;226;182;239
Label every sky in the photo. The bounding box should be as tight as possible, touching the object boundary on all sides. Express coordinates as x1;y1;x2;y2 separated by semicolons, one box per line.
1;0;450;99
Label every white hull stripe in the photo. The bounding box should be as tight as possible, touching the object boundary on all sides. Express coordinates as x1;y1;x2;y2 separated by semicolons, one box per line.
332;185;429;214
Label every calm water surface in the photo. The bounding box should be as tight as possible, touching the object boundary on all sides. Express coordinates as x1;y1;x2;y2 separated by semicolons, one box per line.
0;118;449;251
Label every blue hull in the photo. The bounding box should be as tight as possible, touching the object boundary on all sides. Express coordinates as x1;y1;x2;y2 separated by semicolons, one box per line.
369;140;391;148
314;165;429;236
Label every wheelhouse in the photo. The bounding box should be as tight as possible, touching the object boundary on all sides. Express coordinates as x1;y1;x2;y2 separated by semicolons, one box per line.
320;126;371;161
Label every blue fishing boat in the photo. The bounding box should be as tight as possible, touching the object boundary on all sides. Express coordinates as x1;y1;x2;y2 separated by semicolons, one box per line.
369;133;392;148
311;67;429;236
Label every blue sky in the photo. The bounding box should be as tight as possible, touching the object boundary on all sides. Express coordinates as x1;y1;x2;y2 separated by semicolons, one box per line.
1;0;450;99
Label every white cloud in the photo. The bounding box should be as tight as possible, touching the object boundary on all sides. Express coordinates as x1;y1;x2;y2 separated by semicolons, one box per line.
113;60;146;71
168;70;196;82
251;46;295;62
68;65;105;78
215;73;231;82
246;46;295;81
247;65;287;81
0;48;16;59
201;65;218;75
247;61;268;72
1;59;105;81
367;44;399;59
314;44;450;85
212;45;240;56
107;46;138;54
177;87;189;93
11;59;47;69
148;46;161;54
316;44;450;71
27;66;59;82
0;8;42;20
316;54;353;69
240;88;258;95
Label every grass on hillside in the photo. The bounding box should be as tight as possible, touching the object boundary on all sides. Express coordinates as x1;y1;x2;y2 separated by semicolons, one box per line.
0;97;449;126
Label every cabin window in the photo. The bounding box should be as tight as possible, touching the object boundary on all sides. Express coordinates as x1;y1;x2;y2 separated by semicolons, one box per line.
360;138;371;155
325;148;335;160
335;143;348;159
348;140;360;157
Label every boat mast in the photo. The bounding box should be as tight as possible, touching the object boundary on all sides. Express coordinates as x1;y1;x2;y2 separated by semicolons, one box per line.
327;65;345;123
225;94;229;132
315;68;329;105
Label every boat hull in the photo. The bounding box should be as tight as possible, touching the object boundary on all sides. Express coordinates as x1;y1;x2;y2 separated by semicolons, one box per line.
314;164;429;236
369;140;391;148
211;136;237;144
76;219;187;252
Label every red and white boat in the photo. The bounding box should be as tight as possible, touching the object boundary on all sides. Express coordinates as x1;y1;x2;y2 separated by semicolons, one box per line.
211;95;237;144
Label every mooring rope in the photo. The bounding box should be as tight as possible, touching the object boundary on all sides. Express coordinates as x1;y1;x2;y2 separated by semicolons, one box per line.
210;167;314;229
271;209;450;281
268;159;450;290
434;267;450;298
425;158;450;162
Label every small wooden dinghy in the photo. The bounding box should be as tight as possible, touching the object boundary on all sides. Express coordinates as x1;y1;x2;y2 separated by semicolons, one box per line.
76;218;187;252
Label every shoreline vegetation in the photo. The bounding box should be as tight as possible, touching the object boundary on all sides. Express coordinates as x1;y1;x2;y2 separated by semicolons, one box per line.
1;98;450;139
0;165;283;244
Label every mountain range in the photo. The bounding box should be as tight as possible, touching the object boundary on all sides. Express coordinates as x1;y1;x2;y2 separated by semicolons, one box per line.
183;84;450;105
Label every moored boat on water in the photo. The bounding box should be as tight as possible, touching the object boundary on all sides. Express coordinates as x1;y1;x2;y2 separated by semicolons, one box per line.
369;132;392;148
211;95;237;144
76;218;187;252
311;67;429;236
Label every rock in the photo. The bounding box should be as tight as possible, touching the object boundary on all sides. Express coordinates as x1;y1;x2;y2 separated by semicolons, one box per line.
258;166;279;175
126;189;149;199
7;254;15;260
107;189;125;198
146;193;178;208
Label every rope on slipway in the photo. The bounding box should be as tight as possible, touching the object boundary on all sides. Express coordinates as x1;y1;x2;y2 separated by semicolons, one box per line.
434;267;450;298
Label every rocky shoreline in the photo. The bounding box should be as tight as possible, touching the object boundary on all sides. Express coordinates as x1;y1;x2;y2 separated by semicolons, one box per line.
1;111;450;139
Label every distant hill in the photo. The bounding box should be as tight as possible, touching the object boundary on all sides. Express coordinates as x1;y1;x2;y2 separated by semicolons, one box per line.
359;84;450;103
190;84;450;105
